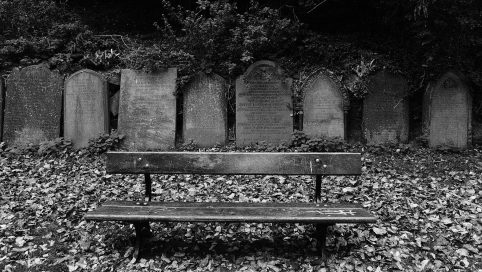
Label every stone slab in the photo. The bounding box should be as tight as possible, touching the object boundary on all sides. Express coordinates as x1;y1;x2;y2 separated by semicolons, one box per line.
363;71;409;144
3;65;63;145
236;60;293;145
0;78;4;142
110;91;120;116
427;72;472;148
183;73;227;146
118;69;177;151
64;69;109;149
303;74;345;139
473;122;482;145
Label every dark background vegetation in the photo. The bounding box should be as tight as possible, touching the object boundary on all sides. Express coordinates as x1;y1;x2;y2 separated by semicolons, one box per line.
0;0;481;127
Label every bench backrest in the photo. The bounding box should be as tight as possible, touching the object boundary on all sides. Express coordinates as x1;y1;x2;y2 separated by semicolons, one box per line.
106;152;361;175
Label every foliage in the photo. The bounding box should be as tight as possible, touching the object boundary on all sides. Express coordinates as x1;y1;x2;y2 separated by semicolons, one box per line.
124;0;302;88
0;132;124;157
377;0;482;83
3;137;73;157
290;130;311;147
0;0;67;38
289;130;348;152
0;0;481;111
0;0;85;67
37;138;73;156
85;131;125;155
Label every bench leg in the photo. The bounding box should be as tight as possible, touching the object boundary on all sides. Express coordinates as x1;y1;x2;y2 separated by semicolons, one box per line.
140;222;151;237
131;221;152;263
132;223;143;263
316;224;330;259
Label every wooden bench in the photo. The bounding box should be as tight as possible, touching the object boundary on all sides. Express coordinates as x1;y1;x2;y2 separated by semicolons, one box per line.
85;152;376;261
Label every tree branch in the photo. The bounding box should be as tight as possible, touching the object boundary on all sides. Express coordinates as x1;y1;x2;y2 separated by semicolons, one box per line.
307;0;329;14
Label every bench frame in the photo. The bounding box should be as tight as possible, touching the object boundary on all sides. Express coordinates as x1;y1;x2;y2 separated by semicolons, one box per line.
86;152;376;262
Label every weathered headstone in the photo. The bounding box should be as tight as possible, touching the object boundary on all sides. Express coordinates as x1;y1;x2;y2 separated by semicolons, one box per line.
183;73;227;146
363;71;409;144
236;60;293;145
426;72;472;148
303;74;347;139
118;69;177;150
110;91;120;116
473;122;482;145
64;70;108;149
0;78;4;142
3;65;63;145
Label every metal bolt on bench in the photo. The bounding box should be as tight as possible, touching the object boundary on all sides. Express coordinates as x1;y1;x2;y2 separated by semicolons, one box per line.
85;152;377;262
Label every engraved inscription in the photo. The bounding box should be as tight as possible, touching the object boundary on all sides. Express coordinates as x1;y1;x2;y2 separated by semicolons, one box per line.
183;73;227;146
3;65;62;145
118;69;177;150
363;71;409;144
303;75;344;138
236;61;293;145
429;72;470;148
64;70;108;148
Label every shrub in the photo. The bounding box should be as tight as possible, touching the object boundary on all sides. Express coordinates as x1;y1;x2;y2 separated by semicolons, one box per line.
124;0;302;88
86;131;125;154
0;0;85;65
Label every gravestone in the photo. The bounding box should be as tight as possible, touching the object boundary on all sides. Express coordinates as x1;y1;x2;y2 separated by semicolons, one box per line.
236;60;293;145
183;73;227;147
64;70;108;149
427;72;472;148
3;65;63;145
118;69;177;150
0;78;4;142
303;74;347;139
363;71;409;144
110;91;120;116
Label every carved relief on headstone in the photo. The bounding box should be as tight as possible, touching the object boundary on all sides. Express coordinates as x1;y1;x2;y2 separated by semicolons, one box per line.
0;78;4;142
303;74;348;139
64;70;109;149
426;72;472;148
183;73;227;147
363;71;409;144
118;69;177;150
3;65;63;145
236;60;293;146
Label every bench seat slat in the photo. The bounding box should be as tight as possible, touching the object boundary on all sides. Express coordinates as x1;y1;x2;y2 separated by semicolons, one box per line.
107;152;361;175
85;201;377;224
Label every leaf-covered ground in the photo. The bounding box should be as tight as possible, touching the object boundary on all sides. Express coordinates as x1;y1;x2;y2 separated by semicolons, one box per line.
0;147;481;271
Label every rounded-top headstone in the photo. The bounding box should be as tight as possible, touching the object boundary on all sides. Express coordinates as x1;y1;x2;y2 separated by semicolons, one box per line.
363;71;409;144
118;68;177;151
303;74;346;139
183;73;227;147
235;60;293;146
426;72;472;149
3;64;63;146
64;69;109;149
